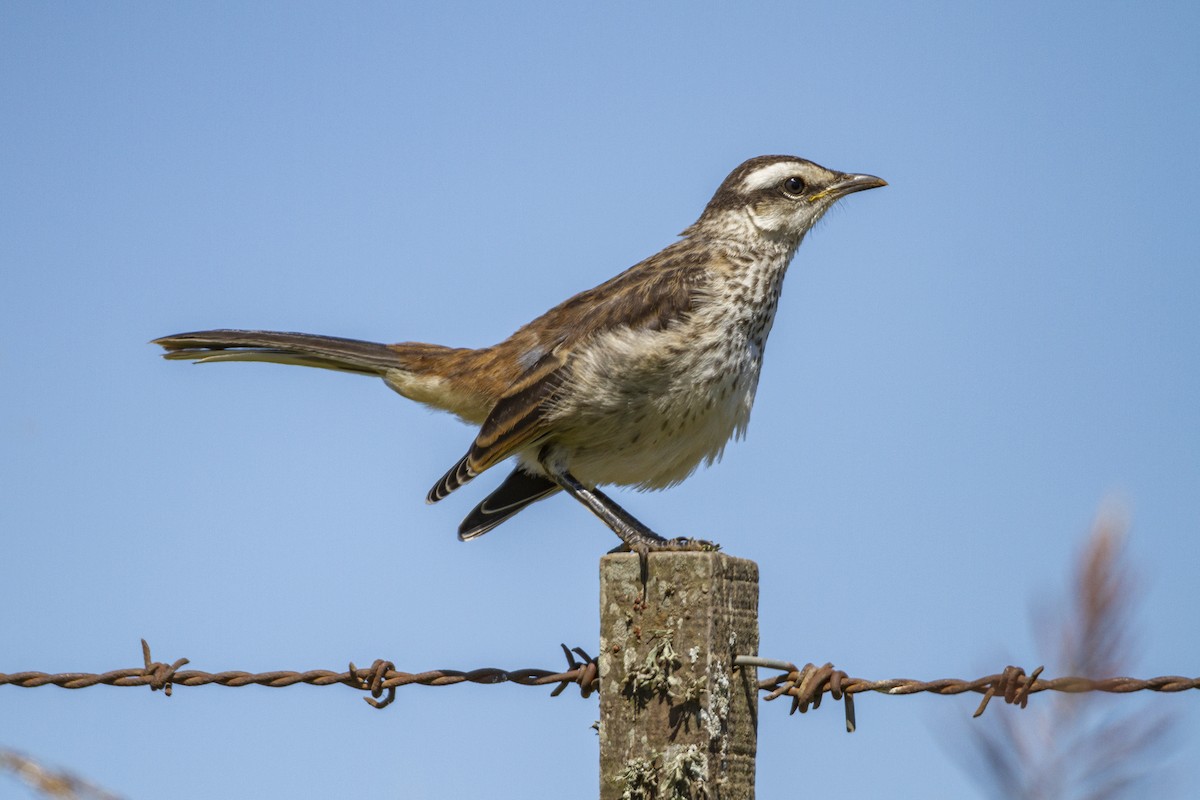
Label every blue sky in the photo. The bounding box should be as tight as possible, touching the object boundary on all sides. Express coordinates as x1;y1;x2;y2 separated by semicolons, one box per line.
2;2;1197;798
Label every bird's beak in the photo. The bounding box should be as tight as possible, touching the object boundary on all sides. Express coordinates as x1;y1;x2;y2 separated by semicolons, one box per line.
806;172;887;204
831;173;887;197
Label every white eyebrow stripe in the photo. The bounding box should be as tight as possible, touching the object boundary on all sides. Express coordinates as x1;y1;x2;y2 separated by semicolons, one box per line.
739;161;802;193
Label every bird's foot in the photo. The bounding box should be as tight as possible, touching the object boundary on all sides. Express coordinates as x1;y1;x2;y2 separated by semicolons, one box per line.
653;536;720;552
609;534;720;554
608;534;722;587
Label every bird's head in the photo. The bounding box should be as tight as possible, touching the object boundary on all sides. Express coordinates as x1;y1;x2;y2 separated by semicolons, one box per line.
686;155;886;246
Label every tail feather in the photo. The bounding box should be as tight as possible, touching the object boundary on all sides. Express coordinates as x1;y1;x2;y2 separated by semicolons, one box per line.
154;328;544;534
154;330;405;375
155;328;494;422
458;468;560;540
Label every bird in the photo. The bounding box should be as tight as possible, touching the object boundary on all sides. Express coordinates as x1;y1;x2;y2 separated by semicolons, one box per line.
155;155;885;552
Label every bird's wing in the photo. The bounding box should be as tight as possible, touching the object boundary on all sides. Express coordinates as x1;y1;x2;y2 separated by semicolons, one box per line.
426;349;566;503
427;243;711;504
541;241;710;343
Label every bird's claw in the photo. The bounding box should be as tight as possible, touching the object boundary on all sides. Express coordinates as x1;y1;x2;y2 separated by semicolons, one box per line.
660;536;720;552
612;535;720;554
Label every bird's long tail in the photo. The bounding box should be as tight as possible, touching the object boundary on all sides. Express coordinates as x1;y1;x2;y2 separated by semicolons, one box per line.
154;329;492;422
154;329;406;375
155;329;556;536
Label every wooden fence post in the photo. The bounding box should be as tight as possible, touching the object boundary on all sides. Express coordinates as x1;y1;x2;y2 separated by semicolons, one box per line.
598;552;759;799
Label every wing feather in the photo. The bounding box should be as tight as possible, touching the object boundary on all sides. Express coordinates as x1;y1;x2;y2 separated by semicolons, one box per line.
427;240;713;504
426;351;565;502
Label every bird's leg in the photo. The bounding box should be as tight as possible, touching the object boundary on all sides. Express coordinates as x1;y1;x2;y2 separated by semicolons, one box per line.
544;465;717;553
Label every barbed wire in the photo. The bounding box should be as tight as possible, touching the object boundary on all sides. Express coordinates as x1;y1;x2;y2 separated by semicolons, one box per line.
0;641;597;710
3;641;1195;729
735;657;1198;733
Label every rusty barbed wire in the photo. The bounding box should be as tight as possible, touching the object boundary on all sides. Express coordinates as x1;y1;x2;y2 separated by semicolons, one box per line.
736;656;1199;733
3;642;1195;731
0;640;597;707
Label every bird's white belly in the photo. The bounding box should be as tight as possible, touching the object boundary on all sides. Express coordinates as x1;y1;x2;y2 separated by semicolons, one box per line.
540;321;765;489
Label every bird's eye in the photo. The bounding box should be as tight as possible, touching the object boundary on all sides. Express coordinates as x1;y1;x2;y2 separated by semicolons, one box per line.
782;176;806;196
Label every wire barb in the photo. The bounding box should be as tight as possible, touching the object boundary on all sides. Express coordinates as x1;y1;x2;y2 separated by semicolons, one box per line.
739;658;856;732
349;659;398;710
552;644;598;699
140;639;189;697
972;665;1045;718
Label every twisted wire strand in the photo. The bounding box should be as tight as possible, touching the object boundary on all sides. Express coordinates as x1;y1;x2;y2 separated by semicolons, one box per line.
738;657;1198;732
3;642;1194;728
0;641;598;707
